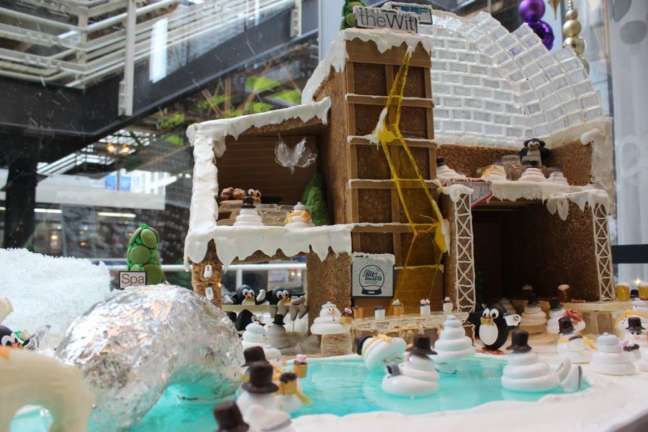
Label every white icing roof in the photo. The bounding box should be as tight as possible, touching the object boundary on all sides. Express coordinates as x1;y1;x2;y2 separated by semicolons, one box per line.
184;98;331;264
303;11;606;149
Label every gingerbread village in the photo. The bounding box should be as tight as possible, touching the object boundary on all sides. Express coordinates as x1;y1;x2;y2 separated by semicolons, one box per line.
185;6;615;341
7;3;648;432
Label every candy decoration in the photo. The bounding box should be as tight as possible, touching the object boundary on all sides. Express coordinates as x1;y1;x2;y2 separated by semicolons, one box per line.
518;0;555;50
127;223;165;285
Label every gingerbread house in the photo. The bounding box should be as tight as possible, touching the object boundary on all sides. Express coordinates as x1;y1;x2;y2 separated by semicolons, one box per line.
184;10;614;320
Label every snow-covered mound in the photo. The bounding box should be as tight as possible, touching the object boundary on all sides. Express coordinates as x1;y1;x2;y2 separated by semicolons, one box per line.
0;249;110;343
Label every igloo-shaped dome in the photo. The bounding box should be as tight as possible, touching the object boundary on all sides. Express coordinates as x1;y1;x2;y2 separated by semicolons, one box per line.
425;12;602;147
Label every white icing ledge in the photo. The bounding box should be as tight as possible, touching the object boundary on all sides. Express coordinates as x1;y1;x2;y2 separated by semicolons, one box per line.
546;189;610;221
186;98;331;155
186;225;353;266
184;98;332;264
302;29;433;104
440;184;473;202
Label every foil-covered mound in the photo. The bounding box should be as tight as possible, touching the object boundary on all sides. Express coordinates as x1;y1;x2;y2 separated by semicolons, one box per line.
56;285;243;430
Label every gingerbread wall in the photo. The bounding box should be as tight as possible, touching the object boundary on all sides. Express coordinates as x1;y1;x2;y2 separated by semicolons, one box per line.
472;202;601;303
439;141;593;186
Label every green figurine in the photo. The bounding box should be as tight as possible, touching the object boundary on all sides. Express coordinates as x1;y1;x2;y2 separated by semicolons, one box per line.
341;0;367;29
127;223;165;285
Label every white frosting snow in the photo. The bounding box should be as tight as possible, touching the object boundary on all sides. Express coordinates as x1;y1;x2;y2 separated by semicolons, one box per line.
435;315;475;362
184;98;331;264
186;224;352;267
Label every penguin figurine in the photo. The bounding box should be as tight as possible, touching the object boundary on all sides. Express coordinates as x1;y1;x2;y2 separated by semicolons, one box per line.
228;285;267;306
266;289;292;317
471;304;521;351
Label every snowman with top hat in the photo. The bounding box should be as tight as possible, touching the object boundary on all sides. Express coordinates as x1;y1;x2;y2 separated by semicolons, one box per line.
381;335;439;397
557;316;593;364
236;361;280;417
621;317;647;360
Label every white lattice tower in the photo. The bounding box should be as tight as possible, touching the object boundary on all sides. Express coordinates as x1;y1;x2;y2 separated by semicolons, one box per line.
592;203;614;301
453;193;476;311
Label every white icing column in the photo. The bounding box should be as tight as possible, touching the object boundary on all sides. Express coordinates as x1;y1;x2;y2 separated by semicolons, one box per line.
609;1;648;282
592;202;614;301
443;186;476;312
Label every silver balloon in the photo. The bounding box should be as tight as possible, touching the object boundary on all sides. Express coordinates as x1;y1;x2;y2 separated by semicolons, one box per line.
56;285;244;431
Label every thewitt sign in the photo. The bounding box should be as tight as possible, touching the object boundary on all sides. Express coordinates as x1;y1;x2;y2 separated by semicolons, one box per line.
353;6;419;34
118;271;147;290
383;2;434;25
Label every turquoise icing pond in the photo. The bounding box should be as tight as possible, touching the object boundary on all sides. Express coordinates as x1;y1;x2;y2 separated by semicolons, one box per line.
11;356;587;431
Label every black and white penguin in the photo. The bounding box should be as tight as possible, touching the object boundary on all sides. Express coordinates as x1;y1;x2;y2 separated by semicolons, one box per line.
0;325;15;346
265;288;292;317
227;285;266;306
472;304;519;351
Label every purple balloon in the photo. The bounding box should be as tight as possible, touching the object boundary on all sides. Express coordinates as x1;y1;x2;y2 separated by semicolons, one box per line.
529;19;555;50
518;0;546;23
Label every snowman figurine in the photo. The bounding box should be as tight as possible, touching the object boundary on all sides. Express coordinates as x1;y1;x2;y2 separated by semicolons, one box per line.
557;316;593;364
236;361;279;418
621;317;647;360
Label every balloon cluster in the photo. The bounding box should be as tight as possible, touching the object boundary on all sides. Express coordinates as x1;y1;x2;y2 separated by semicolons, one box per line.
518;0;554;50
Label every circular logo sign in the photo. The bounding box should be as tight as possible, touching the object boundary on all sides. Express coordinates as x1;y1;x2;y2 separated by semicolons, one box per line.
359;264;385;295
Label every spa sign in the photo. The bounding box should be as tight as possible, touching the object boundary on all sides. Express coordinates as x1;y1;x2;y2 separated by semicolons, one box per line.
352;253;394;298
118;271;147;290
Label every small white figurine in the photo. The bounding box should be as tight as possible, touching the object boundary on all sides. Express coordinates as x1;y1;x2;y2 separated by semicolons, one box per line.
557;316;593;364
442;297;454;314
419;299;431;316
590;333;637;376
310;302;347;335
382;335;439;397
621;317;647;360
435;315;475;363
0;347;94;432
502;330;574;392
520;293;547;335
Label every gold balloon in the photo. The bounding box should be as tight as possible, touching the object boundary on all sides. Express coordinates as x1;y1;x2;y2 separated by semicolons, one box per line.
565;8;579;20
563;37;585;55
563;20;582;37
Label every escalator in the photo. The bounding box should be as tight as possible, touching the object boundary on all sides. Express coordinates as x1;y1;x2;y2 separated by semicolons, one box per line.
0;0;318;248
0;0;316;163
